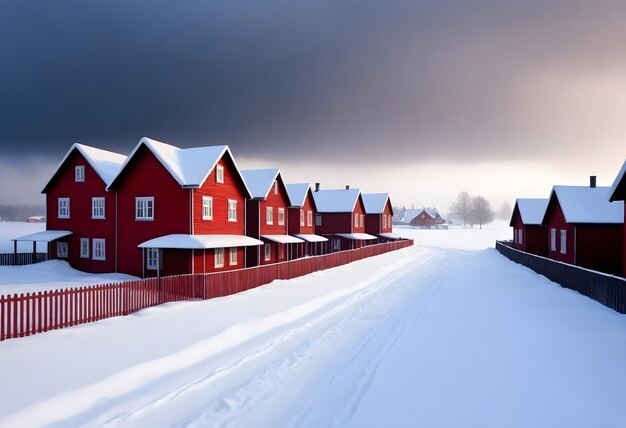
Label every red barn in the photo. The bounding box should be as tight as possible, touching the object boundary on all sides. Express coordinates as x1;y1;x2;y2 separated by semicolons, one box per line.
14;144;126;273
286;183;328;257
109;137;262;277
312;186;377;251
362;193;399;241
609;160;626;277
406;208;446;228
241;169;304;267
509;198;549;256
541;180;624;276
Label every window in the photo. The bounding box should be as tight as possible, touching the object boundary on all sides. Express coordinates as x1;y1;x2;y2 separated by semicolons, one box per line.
307;211;312;227
278;207;285;225
75;165;85;182
560;230;567;254
354;213;358;227
333;239;341;252
360;214;364;227
57;242;68;258
518;229;523;245
300;210;305;227
136;197;154;220
274;181;278;194
229;247;237;265
266;207;274;225
202;196;213;220
92;197;105;219
92;239;106;261
550;228;556;252
216;165;224;184
383;215;387;229
316;214;322;226
80;238;89;258
58;198;70;219
265;244;271;261
228;199;237;222
279;244;285;259
215;248;224;268
147;248;159;270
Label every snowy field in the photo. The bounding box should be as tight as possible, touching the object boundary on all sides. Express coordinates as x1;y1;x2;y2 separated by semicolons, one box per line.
1;223;626;427
0;221;46;252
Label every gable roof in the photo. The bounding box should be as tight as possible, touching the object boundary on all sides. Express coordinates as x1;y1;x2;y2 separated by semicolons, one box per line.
42;143;126;192
312;188;361;213
609;160;626;202
240;168;281;199
402;207;444;223
362;193;393;215
286;183;312;207
511;198;549;226
544;185;624;224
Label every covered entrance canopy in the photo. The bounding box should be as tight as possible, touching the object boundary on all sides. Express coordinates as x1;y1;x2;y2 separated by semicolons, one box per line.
260;235;305;244
335;233;378;241
378;232;402;240
292;234;328;243
11;230;73;259
138;234;263;249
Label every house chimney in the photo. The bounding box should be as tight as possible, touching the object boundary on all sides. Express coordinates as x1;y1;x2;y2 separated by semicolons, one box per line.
590;176;596;188
315;182;320;192
345;185;350;190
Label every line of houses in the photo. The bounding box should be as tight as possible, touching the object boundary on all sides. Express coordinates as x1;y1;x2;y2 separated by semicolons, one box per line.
12;137;399;278
509;165;626;278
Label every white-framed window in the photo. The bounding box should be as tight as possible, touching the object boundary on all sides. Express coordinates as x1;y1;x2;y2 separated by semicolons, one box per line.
316;214;322;226
518;229;523;244
147;248;159;270
278;207;285;225
215;248;224;268
264;243;271;261
550;228;556;252
75;165;85;182
228;199;237;222
57;242;68;258
80;238;89;258
58;198;70;219
229;247;237;265
560;230;567;254
307;211;312;227
300;210;305;226
136;197;154;220
360;214;364;227
354;213;358;227
383;214;387;229
274;181;278;194
266;207;274;225
216;165;224;184
92;239;106;261
202;196;213;220
92;197;105;219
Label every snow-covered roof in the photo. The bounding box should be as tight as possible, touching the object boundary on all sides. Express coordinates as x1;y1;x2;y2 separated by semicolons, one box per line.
312;188;361;213
362;193;391;214
261;235;305;244
12;230;72;242
241;169;281;199
335;233;378;241
286;183;312;207
546;186;624;224
292;234;328;242
609;160;626;202
378;233;401;240
512;198;549;226
43;143;126;192
138;234;263;249
402;207;444;223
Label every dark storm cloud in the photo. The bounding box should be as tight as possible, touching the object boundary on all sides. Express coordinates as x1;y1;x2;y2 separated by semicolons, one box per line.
1;0;625;162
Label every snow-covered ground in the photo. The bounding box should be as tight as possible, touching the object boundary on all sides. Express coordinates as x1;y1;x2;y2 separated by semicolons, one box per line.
1;224;626;427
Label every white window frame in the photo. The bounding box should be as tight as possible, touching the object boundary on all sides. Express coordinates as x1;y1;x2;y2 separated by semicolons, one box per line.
300;210;305;227
278;207;285;226
215;248;224;268
80;238;90;258
560;230;567;254
58;198;70;219
550;228;556;252
228;199;237;222
274;181;278;194
264;243;271;261
202;196;213;220
216;165;224;184
307;211;313;227
518;229;523;245
57;242;68;258
360;214;364;227
75;165;85;182
266;207;274;225
229;247;237;266
135;197;154;221
92;239;106;261
354;213;358;227
92;197;105;219
147;248;159;270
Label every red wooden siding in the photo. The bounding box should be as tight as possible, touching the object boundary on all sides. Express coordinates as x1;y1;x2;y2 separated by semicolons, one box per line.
410;212;436;227
544;197;575;265
192;248;245;273
365;200;393;235
576;225;623;276
288;191;316;235
510;206;548;257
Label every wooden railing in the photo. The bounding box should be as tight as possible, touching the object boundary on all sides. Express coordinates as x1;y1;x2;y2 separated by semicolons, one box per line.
0;253;48;266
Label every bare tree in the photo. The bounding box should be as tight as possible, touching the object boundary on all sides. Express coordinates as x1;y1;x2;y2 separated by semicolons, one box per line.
449;191;472;226
470;195;495;229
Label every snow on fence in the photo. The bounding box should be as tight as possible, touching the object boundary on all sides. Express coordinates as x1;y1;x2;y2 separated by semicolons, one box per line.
0;252;48;266
0;239;413;341
496;241;626;314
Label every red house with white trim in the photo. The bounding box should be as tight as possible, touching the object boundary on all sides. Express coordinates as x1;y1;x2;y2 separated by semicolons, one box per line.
509;198;549;256
541;179;624;276
362;193;398;241
241;169;303;267
108;137;262;278
609;160;626;277
286;183;328;257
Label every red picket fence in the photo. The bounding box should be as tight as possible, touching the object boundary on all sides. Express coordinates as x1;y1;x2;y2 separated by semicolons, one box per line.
0;239;413;341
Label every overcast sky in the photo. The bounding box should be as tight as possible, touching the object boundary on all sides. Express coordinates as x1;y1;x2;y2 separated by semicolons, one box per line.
1;0;625;211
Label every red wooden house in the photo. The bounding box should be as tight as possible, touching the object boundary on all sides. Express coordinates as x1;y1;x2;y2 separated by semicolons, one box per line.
541;179;624;276
609;160;626;277
286;183;328;257
241;169;304;267
108;137;262;277
14;144;126;273
362;193;399;241
509;198;549;256
406;208;446;228
312;186;377;251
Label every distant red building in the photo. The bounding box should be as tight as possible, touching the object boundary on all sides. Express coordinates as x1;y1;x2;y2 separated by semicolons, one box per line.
405;208;446;228
509;198;549;256
286;183;327;257
362;193;398;241
609;161;626;277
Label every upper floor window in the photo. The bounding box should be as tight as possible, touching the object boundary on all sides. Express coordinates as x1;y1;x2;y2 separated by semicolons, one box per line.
136;197;154;220
560;230;567;254
93;239;106;261
550;228;556;252
354;213;358;227
266;207;274;225
316;214;322;226
274;181;278;194
278;207;285;225
307;211;312;227
228;199;237;222
216;165;224;184
300;210;305;227
58;198;70;219
202;196;213;220
92;197;105;219
518;229;523;244
75;165;85;182
215;248;225;268
360;214;364;227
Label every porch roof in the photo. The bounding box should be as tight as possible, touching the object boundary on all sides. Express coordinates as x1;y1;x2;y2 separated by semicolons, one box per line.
12;230;72;243
138;234;263;249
